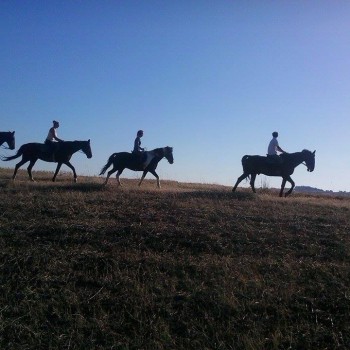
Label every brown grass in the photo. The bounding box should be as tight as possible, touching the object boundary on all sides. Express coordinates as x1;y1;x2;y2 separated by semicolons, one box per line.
0;168;349;349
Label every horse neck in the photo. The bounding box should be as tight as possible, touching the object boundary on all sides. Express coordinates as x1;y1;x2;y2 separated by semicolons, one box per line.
63;141;83;154
288;151;306;167
151;147;165;159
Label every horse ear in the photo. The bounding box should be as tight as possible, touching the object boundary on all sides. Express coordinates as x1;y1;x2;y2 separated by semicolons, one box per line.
313;150;316;154
88;139;90;143
12;131;15;135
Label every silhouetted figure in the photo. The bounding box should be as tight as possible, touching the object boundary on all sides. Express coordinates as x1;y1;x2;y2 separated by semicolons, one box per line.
132;130;145;167
44;120;64;161
267;131;285;164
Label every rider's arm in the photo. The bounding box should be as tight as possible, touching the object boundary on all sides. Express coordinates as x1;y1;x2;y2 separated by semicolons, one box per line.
52;129;63;142
277;145;285;153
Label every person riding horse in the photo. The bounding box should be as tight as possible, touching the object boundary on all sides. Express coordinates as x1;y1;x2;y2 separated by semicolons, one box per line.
45;120;64;161
132;130;146;168
267;131;286;165
2;139;92;182
100;146;174;188
232;149;316;197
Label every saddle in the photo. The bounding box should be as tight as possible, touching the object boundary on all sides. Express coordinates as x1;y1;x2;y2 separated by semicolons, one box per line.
132;151;154;169
266;155;283;166
132;151;147;165
42;142;60;161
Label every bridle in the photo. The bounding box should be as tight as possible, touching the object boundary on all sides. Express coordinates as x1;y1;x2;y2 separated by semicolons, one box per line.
0;142;13;150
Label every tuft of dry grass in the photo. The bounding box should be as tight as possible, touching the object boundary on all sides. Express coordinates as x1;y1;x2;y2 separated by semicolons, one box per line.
0;168;349;349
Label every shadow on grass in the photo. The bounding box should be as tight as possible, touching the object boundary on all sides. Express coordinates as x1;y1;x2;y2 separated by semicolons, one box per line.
177;190;257;201
0;180;105;193
55;182;106;192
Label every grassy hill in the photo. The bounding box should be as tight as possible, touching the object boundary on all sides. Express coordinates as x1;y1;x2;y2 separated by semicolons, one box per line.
0;168;349;349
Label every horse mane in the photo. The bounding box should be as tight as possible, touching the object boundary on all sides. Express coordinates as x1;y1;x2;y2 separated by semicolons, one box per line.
61;140;86;145
151;147;165;158
282;149;311;157
151;146;173;158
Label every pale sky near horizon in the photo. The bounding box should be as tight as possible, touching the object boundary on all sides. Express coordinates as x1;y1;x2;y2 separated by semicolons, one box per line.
1;1;349;192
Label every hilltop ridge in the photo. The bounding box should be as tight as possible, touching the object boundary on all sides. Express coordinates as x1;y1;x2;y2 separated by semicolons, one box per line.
295;185;350;196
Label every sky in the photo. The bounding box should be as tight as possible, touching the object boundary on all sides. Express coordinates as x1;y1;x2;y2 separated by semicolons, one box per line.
1;1;349;192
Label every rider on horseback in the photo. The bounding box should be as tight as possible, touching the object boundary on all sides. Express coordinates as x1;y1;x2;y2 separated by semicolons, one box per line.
132;130;146;168
267;131;285;165
45;120;64;161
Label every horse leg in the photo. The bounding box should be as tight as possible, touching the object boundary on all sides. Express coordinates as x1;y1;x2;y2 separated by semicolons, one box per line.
284;176;295;197
27;160;37;181
279;178;287;197
12;158;28;180
149;169;160;188
52;163;63;182
250;174;257;193
138;170;149;187
61;161;77;182
103;166;118;186
115;170;124;186
232;173;248;192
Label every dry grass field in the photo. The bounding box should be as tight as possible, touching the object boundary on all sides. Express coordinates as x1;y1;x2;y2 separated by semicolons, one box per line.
0;168;349;350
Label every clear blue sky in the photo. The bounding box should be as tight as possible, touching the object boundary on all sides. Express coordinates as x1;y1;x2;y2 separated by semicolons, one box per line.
1;1;349;191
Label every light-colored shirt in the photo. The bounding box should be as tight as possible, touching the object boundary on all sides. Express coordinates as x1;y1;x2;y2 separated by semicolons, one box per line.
46;127;58;142
267;137;279;155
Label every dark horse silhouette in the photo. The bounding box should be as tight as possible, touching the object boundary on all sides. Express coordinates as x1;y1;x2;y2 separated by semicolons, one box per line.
0;131;15;150
1;140;92;182
100;146;174;188
232;150;316;197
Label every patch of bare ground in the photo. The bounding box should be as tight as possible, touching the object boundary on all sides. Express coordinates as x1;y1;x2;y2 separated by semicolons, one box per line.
0;168;349;349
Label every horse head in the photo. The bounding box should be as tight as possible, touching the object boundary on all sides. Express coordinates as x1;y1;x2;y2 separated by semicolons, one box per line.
81;140;92;159
164;146;174;164
302;149;315;172
3;131;15;150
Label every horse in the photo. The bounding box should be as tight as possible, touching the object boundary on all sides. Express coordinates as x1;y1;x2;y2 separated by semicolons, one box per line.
232;150;316;197
0;131;15;150
100;146;174;188
1;140;92;182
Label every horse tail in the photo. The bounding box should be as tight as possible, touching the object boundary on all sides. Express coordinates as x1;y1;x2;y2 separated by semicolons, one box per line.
241;155;251;180
99;153;117;175
241;155;250;168
0;145;24;161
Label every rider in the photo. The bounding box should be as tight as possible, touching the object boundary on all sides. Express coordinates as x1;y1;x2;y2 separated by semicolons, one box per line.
267;131;285;164
132;130;146;167
45;120;64;161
